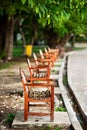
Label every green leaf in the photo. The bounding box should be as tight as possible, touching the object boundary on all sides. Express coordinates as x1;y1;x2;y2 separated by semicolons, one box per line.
39;5;45;14
53;14;58;22
81;11;85;20
48;18;51;25
38;12;41;18
28;0;34;8
70;0;73;3
36;6;39;13
55;106;66;112
21;0;26;4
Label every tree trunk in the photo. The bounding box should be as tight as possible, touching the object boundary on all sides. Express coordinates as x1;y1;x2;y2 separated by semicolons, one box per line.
19;27;26;47
70;34;75;48
44;27;58;48
0;15;6;52
19;27;26;55
31;29;37;45
59;34;73;47
4;16;14;60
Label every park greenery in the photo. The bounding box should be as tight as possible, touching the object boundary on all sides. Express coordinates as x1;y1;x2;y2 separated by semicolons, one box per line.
0;0;87;60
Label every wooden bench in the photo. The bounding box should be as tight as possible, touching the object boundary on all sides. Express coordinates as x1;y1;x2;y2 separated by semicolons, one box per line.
44;47;59;62
33;52;51;67
26;58;51;83
39;49;54;67
19;67;54;121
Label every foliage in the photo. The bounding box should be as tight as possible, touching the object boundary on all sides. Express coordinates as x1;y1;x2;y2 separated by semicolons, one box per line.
54;64;61;67
0;0;86;37
33;45;48;53
0;51;6;60
13;45;48;57
75;35;87;42
0;61;16;70
0;0;87;59
37;0;87;37
63;75;68;86
55;106;66;112
73;47;87;51
6;113;15;123
55;128;61;130
0;62;10;70
13;46;24;56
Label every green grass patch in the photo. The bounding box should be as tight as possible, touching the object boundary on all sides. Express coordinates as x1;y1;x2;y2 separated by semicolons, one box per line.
72;47;87;51
31;126;62;130
55;106;66;112
63;75;68;86
54;64;61;67
33;45;48;53
6;113;15;123
51;69;56;72
13;46;24;56
13;45;48;57
0;62;11;70
0;61;17;70
55;128;61;130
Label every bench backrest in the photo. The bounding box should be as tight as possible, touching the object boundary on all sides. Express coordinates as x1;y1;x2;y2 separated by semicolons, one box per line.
39;49;44;59
33;53;39;66
19;67;28;92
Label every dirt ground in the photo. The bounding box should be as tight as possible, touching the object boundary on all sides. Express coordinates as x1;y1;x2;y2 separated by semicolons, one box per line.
0;57;66;130
0;58;29;130
0;59;58;130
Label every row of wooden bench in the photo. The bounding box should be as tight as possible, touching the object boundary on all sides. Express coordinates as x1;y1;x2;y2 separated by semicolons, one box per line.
19;47;59;122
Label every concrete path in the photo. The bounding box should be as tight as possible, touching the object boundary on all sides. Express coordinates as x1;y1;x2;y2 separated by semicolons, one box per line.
67;49;87;122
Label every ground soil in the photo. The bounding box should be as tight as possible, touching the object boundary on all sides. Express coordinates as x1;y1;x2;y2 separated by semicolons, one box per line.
0;57;67;130
0;58;29;130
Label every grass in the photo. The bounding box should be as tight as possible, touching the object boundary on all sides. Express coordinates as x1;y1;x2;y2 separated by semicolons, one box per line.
72;47;87;51
0;61;19;70
6;113;15;123
0;62;14;70
63;75;68;86
31;126;62;130
0;45;48;70
0;62;11;69
1;45;86;70
51;69;56;72
54;64;61;67
13;46;24;56
55;106;66;112
13;45;48;57
55;128;61;130
33;45;48;53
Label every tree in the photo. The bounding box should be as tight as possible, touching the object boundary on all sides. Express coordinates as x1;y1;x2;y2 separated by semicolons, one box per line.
20;0;87;48
0;0;87;60
0;0;50;60
0;0;23;60
38;0;87;47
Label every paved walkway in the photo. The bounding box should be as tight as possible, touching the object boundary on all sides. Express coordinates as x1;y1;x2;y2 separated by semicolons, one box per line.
67;49;87;122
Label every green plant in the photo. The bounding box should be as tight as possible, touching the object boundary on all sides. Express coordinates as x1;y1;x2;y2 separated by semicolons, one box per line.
72;47;87;51
55;127;61;130
0;50;6;59
0;61;16;70
6;113;15;123
55;106;66;112
0;62;10;70
54;64;61;67
63;75;68;86
45;126;51;130
45;126;61;130
13;46;24;56
51;69;56;72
